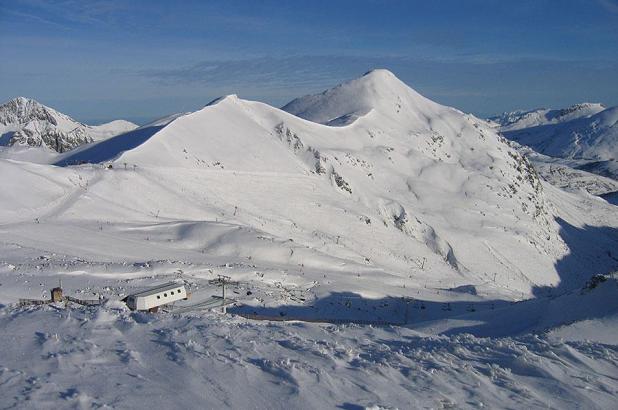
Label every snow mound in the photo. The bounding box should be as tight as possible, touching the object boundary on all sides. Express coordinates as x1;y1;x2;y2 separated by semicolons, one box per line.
0;159;80;222
89;120;140;141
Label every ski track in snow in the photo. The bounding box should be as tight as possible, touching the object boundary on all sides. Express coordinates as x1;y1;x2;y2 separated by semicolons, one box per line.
0;70;617;409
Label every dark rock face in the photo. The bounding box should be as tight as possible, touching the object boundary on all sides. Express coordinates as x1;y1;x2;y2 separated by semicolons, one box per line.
0;97;60;126
0;97;92;152
9;127;93;153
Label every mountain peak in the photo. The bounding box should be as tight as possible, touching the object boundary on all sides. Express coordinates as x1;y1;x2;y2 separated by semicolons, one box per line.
282;69;436;126
0;96;138;153
355;68;410;92
3;96;50;112
10;96;33;105
205;94;240;107
361;68;397;80
2;96;42;111
0;96;60;127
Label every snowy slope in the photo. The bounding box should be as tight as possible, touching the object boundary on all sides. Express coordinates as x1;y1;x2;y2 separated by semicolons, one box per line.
490;102;606;131
511;141;618;196
281;69;439;126
0;97;137;153
1;69;611;299
501;106;618;161
1;70;618;409
54;113;184;166
89;119;140;141
35;70;574;295
0;293;617;409
490;102;618;186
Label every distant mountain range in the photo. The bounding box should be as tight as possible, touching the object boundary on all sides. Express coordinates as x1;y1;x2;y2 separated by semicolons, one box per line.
489;103;606;131
491;103;618;186
0;97;137;153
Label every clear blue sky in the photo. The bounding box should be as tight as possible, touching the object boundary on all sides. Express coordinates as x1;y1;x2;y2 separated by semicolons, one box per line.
1;0;617;124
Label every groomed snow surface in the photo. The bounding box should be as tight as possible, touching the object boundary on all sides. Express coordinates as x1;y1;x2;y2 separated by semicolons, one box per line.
1;70;618;409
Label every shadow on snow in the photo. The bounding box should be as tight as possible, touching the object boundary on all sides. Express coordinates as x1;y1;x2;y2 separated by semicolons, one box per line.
230;217;618;337
54;124;166;166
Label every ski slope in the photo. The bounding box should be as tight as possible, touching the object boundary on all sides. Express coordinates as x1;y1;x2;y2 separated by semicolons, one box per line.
1;70;617;409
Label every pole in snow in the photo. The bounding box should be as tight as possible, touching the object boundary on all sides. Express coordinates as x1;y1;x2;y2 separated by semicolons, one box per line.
217;274;231;314
402;297;411;324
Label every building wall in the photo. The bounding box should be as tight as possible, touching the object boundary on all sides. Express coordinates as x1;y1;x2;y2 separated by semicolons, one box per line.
134;286;186;310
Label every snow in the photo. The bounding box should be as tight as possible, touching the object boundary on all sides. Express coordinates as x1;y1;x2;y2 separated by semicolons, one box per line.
1;300;617;409
550;313;618;345
0;144;58;164
491;103;618;198
510;142;618;196
0;97;138;153
493;104;618;185
282;69;447;127
89;119;140;141
502;106;618;162
1;70;618;409
489;103;606;131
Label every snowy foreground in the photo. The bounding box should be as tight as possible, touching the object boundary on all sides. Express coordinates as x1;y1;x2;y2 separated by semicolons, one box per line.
1;70;618;409
1;289;618;409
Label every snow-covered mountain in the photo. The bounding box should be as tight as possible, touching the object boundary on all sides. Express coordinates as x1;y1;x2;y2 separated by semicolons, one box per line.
489;102;606;132
510;141;618;196
281;69;426;126
41;69;615;296
0;97;137;153
1;70;618;409
500;106;617;161
494;104;618;183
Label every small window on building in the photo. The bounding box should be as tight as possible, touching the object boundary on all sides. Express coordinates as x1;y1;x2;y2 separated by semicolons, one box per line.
164;293;167;297
157;295;160;299
171;291;174;295
178;289;182;293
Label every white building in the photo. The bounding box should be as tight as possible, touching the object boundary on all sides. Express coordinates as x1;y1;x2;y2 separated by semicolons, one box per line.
126;282;187;312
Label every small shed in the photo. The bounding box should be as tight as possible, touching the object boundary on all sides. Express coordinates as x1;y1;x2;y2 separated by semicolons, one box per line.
126;282;187;312
51;287;63;302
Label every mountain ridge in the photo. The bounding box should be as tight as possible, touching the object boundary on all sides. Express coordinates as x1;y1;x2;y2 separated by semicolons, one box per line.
3;71;616;297
492;102;618;183
0;97;138;153
46;70;586;294
282;68;449;127
490;102;606;131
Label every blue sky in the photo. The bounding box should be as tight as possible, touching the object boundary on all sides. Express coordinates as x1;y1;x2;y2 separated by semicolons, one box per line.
1;0;617;124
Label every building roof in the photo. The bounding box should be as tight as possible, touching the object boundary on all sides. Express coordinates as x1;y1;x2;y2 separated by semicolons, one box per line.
130;282;184;298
